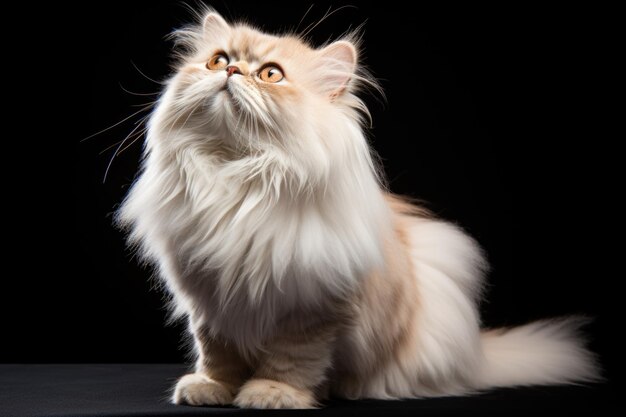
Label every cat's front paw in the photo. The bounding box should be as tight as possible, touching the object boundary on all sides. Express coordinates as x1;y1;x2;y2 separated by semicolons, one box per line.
234;378;315;409
173;373;234;406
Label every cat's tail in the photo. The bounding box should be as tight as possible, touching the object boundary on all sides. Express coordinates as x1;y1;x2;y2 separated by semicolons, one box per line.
477;317;600;389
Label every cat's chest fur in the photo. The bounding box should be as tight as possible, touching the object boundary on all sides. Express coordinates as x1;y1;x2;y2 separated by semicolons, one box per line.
121;142;389;350
122;147;384;348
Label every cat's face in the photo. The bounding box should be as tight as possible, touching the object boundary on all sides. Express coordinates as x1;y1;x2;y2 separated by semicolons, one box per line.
162;12;359;150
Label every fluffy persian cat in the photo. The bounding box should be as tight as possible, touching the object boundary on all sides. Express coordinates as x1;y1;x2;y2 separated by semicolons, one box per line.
118;10;598;409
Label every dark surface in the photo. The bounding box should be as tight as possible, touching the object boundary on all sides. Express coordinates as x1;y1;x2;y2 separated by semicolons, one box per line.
0;364;612;416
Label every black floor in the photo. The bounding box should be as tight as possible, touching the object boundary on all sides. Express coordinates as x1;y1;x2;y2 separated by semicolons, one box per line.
0;364;613;416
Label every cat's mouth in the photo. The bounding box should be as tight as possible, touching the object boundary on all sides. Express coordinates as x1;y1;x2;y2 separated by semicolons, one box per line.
222;83;240;110
222;80;254;116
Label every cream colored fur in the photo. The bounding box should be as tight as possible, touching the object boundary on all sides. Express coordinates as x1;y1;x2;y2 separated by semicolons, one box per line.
118;10;598;409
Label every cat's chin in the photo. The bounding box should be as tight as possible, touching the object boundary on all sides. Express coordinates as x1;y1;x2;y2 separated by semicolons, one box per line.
211;90;239;120
212;85;240;114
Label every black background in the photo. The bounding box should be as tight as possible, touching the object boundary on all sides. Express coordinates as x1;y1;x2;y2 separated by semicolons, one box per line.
9;0;616;389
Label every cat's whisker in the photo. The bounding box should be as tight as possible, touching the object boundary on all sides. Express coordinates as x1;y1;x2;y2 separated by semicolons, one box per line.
81;105;152;142
299;5;357;40
119;83;160;97
99;139;126;155
131;61;163;85
103;119;146;183
131;101;158;108
294;4;315;35
118;126;149;155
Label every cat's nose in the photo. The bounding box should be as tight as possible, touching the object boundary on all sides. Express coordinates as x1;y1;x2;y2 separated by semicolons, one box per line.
226;65;242;77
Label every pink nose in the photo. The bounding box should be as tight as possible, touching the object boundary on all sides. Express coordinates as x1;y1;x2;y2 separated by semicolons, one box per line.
226;65;242;77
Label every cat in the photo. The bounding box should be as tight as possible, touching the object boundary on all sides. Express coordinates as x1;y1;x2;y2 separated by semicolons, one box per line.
117;9;598;409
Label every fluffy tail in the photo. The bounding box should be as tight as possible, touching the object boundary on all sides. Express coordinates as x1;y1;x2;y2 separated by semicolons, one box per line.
478;318;600;389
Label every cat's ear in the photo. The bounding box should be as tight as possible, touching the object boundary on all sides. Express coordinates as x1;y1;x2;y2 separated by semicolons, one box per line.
202;12;230;40
316;41;358;100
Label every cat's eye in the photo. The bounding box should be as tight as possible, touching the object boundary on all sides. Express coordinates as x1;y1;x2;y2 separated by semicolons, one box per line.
207;52;230;70
258;65;284;83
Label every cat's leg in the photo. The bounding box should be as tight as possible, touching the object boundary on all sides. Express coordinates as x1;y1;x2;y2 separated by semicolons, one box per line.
234;321;337;409
173;327;249;406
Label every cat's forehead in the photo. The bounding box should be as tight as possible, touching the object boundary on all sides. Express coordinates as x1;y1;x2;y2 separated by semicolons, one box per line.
226;26;311;63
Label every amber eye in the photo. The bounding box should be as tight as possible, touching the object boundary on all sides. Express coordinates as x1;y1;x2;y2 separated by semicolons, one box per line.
258;65;284;83
207;53;229;70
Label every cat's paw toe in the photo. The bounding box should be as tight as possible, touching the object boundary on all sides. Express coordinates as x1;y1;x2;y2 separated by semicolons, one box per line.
234;379;315;409
173;373;234;406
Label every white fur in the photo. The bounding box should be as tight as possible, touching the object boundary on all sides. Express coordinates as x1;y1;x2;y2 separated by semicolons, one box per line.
478;318;599;388
118;11;598;400
333;218;597;398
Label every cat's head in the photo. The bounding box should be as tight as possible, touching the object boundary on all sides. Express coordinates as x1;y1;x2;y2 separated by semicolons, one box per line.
153;11;371;155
